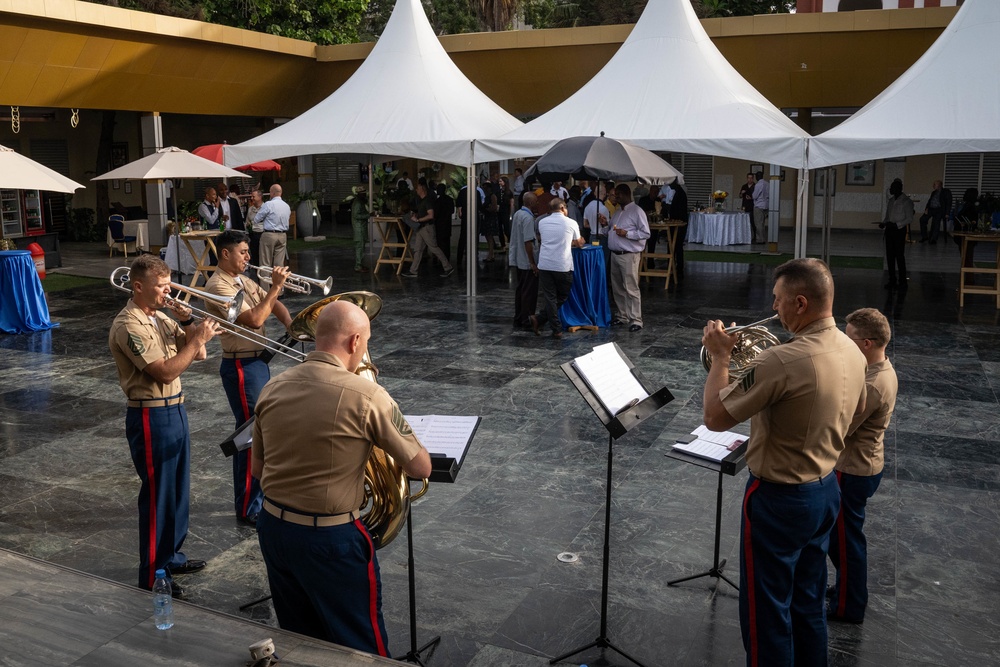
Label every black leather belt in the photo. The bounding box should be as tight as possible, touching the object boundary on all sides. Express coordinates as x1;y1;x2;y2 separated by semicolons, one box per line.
611;250;638;255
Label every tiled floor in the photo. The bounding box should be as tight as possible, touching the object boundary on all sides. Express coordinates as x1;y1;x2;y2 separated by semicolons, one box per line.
2;225;999;666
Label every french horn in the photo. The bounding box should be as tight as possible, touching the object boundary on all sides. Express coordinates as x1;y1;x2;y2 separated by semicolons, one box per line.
700;315;781;382
289;291;428;549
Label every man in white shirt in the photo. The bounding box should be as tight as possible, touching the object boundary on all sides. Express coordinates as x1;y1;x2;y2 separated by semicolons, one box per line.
254;184;292;289
550;181;569;201
529;198;585;338
508;192;539;329
752;170;769;244
608;184;651;332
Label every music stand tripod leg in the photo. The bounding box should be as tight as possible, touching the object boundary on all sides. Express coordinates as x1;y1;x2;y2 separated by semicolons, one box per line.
401;502;440;665
548;433;648;667
667;468;738;592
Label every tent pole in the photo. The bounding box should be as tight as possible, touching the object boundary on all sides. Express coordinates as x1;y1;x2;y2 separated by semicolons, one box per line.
466;161;476;297
368;159;374;278
823;167;832;265
794;141;810;259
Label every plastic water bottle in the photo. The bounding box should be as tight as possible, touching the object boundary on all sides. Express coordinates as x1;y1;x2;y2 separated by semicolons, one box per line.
152;569;174;630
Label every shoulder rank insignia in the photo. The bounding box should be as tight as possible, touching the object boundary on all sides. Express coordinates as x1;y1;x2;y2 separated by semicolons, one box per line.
127;333;146;356
739;367;756;392
391;403;413;436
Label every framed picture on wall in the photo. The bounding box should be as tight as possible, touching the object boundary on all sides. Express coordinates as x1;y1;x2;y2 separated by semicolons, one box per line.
112;179;120;190
813;169;836;197
845;161;876;186
111;142;129;169
751;164;763;175
124;181;132;194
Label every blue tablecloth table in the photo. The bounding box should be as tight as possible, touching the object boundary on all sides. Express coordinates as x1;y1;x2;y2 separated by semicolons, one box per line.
559;244;611;330
0;250;57;334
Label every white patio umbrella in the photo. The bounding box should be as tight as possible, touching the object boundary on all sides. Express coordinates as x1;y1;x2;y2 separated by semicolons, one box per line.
0;144;85;193
91;146;249;182
92;146;250;275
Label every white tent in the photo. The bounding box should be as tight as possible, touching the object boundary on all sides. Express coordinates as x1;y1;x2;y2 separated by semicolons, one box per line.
474;0;810;168
223;0;522;168
809;0;996;168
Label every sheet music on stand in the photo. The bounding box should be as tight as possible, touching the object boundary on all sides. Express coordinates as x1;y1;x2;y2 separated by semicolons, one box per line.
672;425;746;463
571;343;649;416
404;414;480;483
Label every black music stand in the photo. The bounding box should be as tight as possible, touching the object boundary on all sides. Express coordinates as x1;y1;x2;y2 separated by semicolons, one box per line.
665;440;748;592
551;344;673;667
399;415;478;665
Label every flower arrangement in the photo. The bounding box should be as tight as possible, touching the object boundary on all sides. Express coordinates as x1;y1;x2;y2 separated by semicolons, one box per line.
712;190;728;202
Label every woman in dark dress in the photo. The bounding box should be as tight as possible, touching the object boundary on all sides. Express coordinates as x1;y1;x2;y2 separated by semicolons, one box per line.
480;181;499;262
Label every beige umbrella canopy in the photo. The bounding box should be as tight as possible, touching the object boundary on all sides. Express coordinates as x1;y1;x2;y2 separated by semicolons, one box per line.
0;144;85;193
91;146;250;181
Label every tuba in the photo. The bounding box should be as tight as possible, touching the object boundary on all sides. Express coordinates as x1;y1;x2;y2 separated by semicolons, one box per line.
289;291;428;549
700;315;781;382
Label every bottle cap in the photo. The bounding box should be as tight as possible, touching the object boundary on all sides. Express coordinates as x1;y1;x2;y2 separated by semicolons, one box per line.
155;568;166;578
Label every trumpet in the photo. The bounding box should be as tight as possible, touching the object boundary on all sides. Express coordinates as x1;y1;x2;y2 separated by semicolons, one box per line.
248;263;333;296
109;267;307;363
701;315;781;382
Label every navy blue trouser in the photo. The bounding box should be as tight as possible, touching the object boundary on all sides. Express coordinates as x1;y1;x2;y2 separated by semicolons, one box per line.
257;510;390;657
740;472;840;667
220;357;268;520
828;470;882;621
125;401;191;589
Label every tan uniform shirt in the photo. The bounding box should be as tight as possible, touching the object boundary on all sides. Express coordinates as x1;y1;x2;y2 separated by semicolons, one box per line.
252;351;424;515
204;269;268;353
108;299;186;399
837;358;897;476
720;317;867;484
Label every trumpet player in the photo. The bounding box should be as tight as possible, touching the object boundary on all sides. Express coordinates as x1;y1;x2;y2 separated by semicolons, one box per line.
701;258;866;667
109;255;221;597
204;230;293;526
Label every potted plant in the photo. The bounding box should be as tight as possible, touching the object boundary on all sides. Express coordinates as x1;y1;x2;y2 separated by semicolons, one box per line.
287;190;321;237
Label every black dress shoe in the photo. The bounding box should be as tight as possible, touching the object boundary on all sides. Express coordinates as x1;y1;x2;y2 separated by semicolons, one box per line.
611;319;627;327
170;559;206;575
629;324;643;333
826;585;836;599
827;608;863;624
237;513;258;528
170;581;185;599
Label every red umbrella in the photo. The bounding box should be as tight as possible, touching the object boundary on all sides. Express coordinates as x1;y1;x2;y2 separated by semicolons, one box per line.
191;143;281;172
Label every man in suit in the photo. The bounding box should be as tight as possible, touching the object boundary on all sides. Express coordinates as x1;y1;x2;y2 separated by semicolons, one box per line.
217;183;246;232
919;180;952;245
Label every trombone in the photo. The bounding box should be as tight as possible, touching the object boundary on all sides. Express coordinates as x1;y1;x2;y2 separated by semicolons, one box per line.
248;264;333;296
109;267;307;363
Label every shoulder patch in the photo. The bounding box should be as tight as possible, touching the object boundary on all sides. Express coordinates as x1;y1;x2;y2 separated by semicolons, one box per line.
127;333;146;356
739;366;756;392
391;403;413;437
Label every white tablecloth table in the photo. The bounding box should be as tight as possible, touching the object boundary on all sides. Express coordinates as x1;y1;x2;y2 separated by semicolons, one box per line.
105;220;149;252
163;235;203;276
687;212;751;246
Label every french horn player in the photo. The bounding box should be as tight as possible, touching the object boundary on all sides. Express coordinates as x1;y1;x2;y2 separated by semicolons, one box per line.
251;300;431;657
203;230;293;527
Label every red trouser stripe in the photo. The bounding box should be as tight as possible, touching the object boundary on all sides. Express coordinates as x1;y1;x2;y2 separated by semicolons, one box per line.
835;471;849;616
235;360;253;517
357;519;388;657
142;408;157;589
743;478;761;667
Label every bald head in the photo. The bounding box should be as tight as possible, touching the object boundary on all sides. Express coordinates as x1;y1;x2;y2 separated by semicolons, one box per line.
270;184;283;198
314;301;371;371
522;191;536;208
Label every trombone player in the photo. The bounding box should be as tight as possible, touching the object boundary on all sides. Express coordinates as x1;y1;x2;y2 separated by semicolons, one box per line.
204;229;293;526
109;255;221;597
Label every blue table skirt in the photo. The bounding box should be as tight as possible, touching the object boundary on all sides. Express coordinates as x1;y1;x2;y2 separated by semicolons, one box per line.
0;250;58;334
560;244;611;329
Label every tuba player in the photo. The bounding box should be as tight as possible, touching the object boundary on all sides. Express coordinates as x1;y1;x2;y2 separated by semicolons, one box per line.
252;300;431;656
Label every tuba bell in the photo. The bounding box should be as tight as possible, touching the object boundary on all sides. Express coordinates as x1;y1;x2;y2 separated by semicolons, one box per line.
701;315;781;382
289;291;428;549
